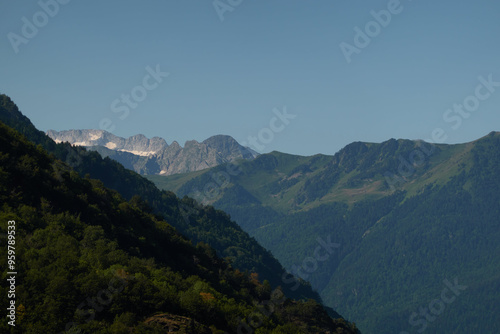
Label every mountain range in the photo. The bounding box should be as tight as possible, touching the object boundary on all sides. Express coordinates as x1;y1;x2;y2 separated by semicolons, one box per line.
148;133;500;332
2;92;499;333
46;129;258;176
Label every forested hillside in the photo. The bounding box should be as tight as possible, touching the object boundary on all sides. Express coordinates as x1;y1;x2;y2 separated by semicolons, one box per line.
0;94;322;304
0;120;360;333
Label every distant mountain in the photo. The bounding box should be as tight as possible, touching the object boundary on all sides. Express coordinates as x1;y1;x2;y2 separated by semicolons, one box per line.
46;129;168;155
47;129;258;176
149;134;500;333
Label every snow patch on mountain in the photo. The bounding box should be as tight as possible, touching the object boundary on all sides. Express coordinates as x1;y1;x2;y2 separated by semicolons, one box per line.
118;149;157;156
90;133;102;140
46;129;258;176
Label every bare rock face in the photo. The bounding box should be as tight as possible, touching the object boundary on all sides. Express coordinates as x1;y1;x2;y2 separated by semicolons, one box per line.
46;130;258;175
46;129;168;156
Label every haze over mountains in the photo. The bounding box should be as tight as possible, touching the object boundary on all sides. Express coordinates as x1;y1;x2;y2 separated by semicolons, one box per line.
47;129;258;176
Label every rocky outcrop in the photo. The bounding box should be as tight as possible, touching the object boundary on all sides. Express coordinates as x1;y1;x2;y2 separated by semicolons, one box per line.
144;313;212;333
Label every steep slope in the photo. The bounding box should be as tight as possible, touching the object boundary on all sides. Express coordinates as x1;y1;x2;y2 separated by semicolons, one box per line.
0;94;323;306
0;120;360;333
150;133;500;333
47;129;258;176
322;132;500;332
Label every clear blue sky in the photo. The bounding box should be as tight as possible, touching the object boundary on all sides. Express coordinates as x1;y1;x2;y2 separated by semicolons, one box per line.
1;0;499;156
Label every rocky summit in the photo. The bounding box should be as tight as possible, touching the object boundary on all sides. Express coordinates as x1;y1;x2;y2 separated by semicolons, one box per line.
46;129;258;175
